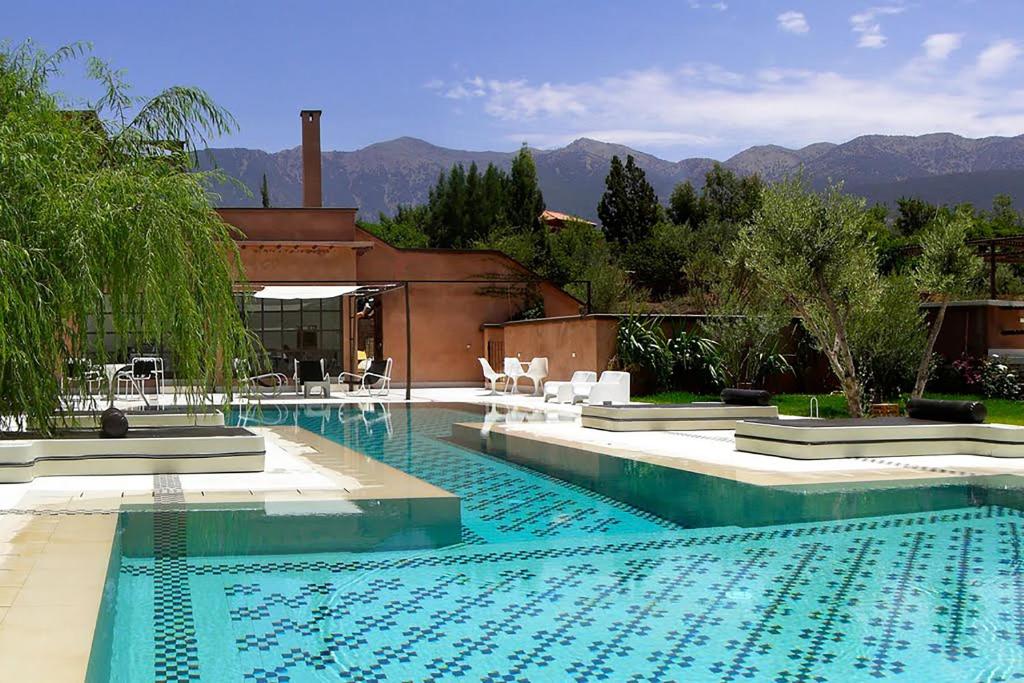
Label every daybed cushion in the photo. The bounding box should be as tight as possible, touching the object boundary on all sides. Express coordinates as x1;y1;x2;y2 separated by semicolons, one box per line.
721;388;771;406
906;398;986;424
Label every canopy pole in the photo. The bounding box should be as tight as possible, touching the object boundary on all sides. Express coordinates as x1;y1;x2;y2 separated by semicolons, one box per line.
404;282;411;401
990;244;998;299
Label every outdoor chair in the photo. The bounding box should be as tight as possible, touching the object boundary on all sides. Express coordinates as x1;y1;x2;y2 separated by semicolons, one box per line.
523;357;549;396
61;358;104;398
478;357;506;395
503;357;527;394
132;356;165;395
294;358;330;398
234;359;288;398
339;357;393;397
573;371;631;405
116;358;157;399
544;371;597;403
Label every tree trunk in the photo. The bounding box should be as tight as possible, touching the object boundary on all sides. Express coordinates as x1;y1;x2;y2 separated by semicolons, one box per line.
912;300;948;399
841;375;863;418
812;276;865;418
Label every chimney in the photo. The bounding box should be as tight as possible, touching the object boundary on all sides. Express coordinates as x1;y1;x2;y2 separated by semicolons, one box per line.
300;110;323;208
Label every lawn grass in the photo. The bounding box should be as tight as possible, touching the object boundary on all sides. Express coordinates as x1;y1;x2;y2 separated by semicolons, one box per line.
634;391;1024;425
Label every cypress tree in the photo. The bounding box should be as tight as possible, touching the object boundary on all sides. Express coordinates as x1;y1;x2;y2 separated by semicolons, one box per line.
508;144;545;232
598;154;659;247
260;172;270;208
481;163;508;230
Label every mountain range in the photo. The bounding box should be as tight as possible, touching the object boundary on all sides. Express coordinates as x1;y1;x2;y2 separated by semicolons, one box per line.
200;132;1024;221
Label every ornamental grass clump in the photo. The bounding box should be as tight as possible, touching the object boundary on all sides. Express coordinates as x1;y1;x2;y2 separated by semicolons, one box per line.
0;42;259;434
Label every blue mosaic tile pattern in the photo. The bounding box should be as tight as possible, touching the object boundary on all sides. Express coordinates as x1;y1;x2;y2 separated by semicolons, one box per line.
99;405;1024;682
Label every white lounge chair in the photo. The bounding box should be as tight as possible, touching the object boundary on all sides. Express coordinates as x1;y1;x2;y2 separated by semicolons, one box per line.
234;359;288;398
544;371;597;403
339;358;393;397
478;358;506;395
503;357;527;394
574;371;631;405
523;357;549;396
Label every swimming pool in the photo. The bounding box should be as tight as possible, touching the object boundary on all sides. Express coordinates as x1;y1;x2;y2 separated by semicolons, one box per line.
90;403;1024;681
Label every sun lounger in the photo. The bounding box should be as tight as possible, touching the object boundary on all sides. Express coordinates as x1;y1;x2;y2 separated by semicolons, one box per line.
581;388;778;431
735;399;1024;459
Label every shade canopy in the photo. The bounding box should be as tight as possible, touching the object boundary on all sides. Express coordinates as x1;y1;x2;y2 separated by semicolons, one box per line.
253;285;361;300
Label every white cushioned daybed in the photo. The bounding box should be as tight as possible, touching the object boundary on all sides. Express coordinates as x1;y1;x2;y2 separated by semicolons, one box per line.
0;426;265;483
734;417;1024;459
582;402;779;431
581;388;778;432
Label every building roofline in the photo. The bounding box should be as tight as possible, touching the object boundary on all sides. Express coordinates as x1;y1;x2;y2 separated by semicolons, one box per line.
353;226;586;306
217;206;358;212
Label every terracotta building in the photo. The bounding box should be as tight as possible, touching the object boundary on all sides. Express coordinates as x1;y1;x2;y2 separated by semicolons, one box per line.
219;111;581;387
218;111;1024;392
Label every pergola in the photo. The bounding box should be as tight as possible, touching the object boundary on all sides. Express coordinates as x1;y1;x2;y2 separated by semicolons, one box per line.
243;279;593;400
899;234;1024;299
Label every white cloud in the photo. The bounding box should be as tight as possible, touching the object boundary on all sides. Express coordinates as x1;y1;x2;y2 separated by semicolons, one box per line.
688;1;728;10
975;39;1021;79
922;33;963;61
427;46;1024;155
777;11;809;35
850;5;906;49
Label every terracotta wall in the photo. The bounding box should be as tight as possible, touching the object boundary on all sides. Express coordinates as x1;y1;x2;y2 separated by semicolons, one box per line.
218;207;357;242
500;316;618;381
989;304;1024;351
235;245;357;283
929;302;1024;359
354;229;583;385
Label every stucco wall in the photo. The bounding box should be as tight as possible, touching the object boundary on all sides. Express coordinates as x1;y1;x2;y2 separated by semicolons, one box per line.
218;207;357;242
236;245;357;283
355;228;583;384
501;317;618;381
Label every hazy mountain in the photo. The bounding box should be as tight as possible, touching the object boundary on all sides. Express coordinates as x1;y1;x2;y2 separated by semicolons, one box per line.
200;132;1024;221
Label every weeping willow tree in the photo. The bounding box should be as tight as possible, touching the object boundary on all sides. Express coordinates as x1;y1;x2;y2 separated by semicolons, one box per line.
0;42;259;434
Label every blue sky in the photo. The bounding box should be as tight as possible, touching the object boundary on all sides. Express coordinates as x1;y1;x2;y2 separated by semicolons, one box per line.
4;0;1023;159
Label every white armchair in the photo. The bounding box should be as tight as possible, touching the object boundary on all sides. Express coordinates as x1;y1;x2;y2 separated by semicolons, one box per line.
523;357;549;396
478;358;506;395
576;371;631;405
544;371;597;403
503;357;527;394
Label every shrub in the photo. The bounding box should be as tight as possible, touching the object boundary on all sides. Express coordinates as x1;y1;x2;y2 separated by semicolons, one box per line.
614;314;672;388
946;354;1023;400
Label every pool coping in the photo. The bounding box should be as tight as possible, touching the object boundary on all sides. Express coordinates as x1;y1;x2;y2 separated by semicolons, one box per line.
458;421;1024;487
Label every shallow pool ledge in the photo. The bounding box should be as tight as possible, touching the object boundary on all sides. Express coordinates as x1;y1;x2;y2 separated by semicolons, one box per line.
452;422;1010;529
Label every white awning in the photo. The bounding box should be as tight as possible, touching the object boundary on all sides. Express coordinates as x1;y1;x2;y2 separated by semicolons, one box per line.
253;285;362;300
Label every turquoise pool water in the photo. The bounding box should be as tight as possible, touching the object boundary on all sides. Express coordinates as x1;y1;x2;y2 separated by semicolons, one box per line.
93;404;1024;681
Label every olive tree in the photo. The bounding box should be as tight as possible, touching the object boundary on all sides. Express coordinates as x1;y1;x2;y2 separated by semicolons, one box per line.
0;42;257;433
911;210;983;397
736;178;878;417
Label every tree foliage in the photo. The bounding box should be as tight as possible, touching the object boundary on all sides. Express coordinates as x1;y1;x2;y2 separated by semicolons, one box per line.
0;42;256;433
260;172;270;208
910;209;983;397
736;177;878;416
598;155;661;248
848;275;926;402
698;163;763;225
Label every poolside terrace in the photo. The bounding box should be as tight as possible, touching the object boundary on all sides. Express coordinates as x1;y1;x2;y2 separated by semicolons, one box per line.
1;387;1022;680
